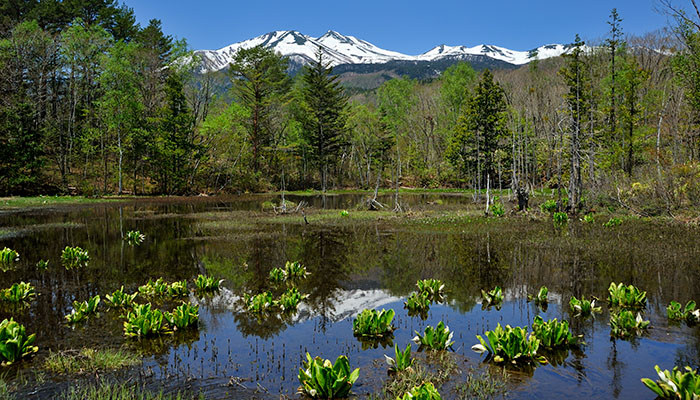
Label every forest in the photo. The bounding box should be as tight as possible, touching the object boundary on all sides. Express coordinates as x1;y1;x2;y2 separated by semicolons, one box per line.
2;0;700;217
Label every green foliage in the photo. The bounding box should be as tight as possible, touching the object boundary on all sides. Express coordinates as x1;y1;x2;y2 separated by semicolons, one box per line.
491;200;505;217
274;287;308;312
472;323;544;365
285;261;309;280
36;259;49;271
124;230;145;246
404;292;431;314
166;280;188;298
61;246;89;270
610;310;650;339
582;213;595;223
667;300;699;323
0;248;19;270
165;303;199;330
416;279;445;302
297;353;359;398
65;295;100;324
123;303;170;338
540;199;558;214
604;217;622;227
552;212;569;226
641;365;700;400
412;321;454;351
269;267;287;284
0;318;37;365
340;210;350;217
531;316;579;349
0;282;36;303
352;308;395;337
384;343;414;374
527;286;548;305
245;292;274;313
105;287;138;309
607;282;647;309
569;296;602;317
44;348;138;374
480;286;504;309
194;274;223;294
138;278;187;299
397;382;441;400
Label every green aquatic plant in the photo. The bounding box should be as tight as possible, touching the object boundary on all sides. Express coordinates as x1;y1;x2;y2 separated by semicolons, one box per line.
340;210;350;217
604;217;622;227
352;308;395;337
65;295;100;324
472;323;545;365
531;316;579;349
553;211;569;226
610;310;650;339
269;267;287;284
0;248;19;270
194;274;223;294
0;282;36;303
569;296;602;317
285;261;309;280
297;353;359;399
641;365;700;400
405;292;431;314
384;343;414;374
582;213;595;223
540;199;557;214
667;300;699;323
138;278;171;299
166;280;188;298
124;230;145;246
105;287;138;309
481;286;504;308
528;286;548;305
61;246;89;270
274;287;308;312
416;279;445;301
608;282;647;309
0;318;38;365
412;321;454;351
44;348;138;374
245;292;274;313
123;303;170;338
36;259;49;271
397;382;442;400
165;303;199;330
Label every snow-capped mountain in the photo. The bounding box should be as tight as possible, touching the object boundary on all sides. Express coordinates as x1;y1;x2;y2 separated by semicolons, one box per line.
195;30;574;73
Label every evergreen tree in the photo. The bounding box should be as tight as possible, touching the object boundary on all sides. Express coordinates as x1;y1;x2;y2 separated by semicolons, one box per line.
299;48;348;192
606;8;624;144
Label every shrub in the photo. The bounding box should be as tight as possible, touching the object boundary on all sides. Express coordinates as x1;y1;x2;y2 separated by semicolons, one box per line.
608;282;647;309
297;353;359;398
0;282;36;303
61;246;89;270
0;318;38;365
352;309;395;337
412;321;454;351
472;323;544;365
384;343;414;374
610;310;650;339
642;365;700;399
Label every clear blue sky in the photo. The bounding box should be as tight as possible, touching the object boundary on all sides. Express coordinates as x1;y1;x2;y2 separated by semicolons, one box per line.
127;0;672;53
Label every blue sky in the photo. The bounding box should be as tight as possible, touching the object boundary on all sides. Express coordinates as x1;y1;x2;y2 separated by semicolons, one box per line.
127;0;672;53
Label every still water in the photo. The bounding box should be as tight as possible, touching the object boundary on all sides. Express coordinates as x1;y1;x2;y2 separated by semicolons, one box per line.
0;194;698;399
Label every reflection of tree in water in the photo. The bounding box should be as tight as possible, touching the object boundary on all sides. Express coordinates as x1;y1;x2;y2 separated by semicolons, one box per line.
127;329;200;365
607;340;625;398
233;310;296;339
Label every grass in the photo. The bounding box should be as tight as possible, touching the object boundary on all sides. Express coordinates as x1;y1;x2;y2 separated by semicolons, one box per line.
372;351;459;399
44;348;139;374
57;381;203;400
455;370;508;400
0;196;130;209
0;379;12;400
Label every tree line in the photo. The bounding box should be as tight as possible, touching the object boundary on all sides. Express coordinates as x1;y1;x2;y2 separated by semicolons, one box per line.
2;1;700;216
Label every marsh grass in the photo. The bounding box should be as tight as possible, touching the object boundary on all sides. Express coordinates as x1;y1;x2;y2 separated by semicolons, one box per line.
44;348;138;374
376;352;458;399
455;370;508;400
57;381;203;400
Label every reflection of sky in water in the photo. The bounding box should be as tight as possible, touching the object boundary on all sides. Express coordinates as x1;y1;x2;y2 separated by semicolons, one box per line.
0;194;699;399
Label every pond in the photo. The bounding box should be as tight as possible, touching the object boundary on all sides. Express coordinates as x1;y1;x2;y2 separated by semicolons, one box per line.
0;193;699;399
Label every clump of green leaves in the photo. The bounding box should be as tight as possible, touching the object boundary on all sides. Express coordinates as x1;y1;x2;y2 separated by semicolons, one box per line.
540;199;557;213
397;382;441;400
553;211;568;226
36;259;49;271
0;282;36;303
166;280;188;298
165;303;199;330
285;261;308;280
269;267;287;284
569;296;602;317
124;230;145;246
274;287;308;312
340;210;350;217
61;246;89;270
667;300;699;323
472;323;545;365
194;274;223;295
604;217;622;227
581;213;595;223
352;308;395;337
412;321;454;351
105;287;138;310
245;292;274;313
0;318;38;365
608;282;647;309
491;198;505;217
610;310;650;339
138;278;187;299
481;286;504;309
44;348;138;374
123;303;170;338
405;292;431;315
416;279;445;302
0;248;19;271
641;365;700;399
65;295;100;324
531;316;579;349
527;286;548;306
297;353;359;399
384;343;414;374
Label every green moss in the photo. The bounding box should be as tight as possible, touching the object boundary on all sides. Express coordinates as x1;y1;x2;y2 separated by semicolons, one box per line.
44;348;139;374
